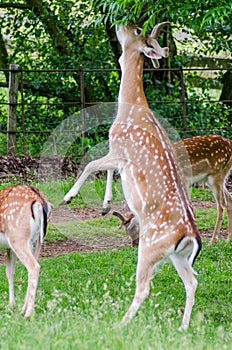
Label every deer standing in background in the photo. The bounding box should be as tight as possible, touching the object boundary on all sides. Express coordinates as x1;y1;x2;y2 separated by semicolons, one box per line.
0;185;52;317
174;134;232;243
107;134;232;244
62;22;201;330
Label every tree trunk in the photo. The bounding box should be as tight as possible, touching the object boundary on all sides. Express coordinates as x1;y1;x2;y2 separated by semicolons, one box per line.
220;70;232;107
7;64;20;156
219;70;232;121
0;30;9;81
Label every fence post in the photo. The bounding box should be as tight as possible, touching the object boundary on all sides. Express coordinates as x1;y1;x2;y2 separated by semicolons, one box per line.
80;66;87;163
20;67;26;155
7;64;20;156
180;66;187;137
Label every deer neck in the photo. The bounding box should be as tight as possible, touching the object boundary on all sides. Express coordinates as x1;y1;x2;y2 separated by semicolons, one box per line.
118;52;148;108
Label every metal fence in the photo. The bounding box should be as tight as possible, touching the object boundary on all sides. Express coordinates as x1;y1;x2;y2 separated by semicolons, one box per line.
0;65;231;157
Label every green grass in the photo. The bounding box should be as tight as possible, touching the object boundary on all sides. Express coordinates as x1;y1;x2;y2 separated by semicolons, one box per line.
190;186;214;202
46;214;128;244
53;216;121;239
38;177;124;209
194;207;228;231
0;242;231;349
0;182;231;348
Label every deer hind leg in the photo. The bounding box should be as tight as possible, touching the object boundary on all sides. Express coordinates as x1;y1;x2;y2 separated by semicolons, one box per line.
6;249;17;307
9;241;40;318
102;169;114;215
33;238;42;261
170;254;198;331
22;253;40;318
121;242;159;325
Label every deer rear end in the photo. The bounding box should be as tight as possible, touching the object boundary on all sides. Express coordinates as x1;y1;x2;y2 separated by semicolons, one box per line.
0;185;52;317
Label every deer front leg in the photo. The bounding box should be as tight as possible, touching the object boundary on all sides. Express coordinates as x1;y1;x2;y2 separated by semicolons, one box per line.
62;155;121;204
102;169;114;215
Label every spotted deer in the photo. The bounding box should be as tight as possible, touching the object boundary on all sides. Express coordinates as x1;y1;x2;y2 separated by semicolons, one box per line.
62;22;201;330
174;134;232;243
106;134;232;244
0;185;52;317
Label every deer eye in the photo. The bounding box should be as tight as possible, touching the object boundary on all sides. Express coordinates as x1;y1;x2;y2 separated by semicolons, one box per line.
134;27;142;36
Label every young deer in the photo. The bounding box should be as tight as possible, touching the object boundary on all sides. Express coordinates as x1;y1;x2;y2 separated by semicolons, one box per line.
0;185;52;317
110;134;232;244
62;22;201;330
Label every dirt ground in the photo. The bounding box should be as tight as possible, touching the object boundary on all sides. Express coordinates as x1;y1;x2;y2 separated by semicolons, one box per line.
0;205;131;264
0;200;228;265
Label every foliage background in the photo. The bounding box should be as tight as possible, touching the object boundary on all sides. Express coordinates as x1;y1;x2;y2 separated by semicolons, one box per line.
0;0;231;156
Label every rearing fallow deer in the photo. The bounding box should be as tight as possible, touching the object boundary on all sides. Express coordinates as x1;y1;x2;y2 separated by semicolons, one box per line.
0;185;52;317
108;134;232;244
62;22;202;330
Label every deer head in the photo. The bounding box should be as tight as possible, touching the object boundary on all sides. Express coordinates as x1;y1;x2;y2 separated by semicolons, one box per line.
116;21;170;68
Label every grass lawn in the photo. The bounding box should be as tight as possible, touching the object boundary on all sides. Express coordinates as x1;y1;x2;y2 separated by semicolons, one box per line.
0;181;231;349
0;242;231;350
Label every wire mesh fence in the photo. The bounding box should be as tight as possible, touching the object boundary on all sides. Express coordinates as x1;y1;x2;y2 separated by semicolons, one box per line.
0;66;231;159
